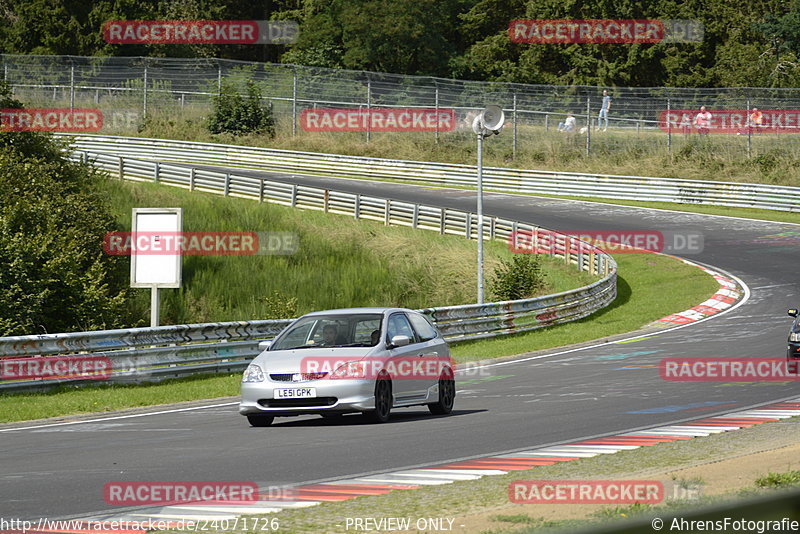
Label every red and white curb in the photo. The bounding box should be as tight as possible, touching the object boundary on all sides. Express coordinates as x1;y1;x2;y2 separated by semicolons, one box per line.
657;261;742;325
57;400;800;532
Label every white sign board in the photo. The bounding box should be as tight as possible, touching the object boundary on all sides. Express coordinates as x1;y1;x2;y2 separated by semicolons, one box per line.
130;208;182;288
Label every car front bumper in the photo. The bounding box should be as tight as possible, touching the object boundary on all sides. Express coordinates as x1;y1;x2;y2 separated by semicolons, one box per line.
239;379;378;417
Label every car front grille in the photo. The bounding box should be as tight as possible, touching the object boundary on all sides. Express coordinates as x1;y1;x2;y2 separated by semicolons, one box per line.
269;373;328;382
258;397;338;408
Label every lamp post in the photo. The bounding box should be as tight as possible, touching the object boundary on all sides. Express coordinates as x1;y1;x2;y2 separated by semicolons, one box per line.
472;106;505;304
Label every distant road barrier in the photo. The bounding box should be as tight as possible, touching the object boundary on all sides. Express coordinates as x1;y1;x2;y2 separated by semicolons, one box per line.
62;134;800;212
0;147;617;392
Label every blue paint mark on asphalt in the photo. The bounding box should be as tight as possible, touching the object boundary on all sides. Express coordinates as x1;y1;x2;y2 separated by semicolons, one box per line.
594;350;662;361
627;401;736;414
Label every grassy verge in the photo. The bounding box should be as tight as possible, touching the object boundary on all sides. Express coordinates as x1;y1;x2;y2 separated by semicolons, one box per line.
452;253;718;362
100;178;590;325
227;416;800;534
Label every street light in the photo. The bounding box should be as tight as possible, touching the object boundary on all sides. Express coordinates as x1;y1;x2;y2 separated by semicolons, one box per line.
472;105;505;304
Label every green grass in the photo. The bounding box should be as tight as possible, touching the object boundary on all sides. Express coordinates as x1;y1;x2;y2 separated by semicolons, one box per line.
755;471;800;488
0;373;240;424
452;253;719;361
100;178;590;325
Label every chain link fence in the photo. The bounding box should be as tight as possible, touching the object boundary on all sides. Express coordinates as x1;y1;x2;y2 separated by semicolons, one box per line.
5;54;800;160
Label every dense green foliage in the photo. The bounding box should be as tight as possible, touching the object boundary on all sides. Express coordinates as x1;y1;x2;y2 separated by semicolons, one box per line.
490;254;546;300
3;0;800;87
207;80;276;136
0;83;136;335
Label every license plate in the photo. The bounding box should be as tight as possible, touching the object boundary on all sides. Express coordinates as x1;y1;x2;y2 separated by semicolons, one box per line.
274;388;316;399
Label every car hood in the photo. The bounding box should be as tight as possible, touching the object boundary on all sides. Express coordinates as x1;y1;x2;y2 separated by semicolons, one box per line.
251;347;376;373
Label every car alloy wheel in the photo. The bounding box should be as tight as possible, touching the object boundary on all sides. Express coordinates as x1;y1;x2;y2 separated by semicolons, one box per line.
429;368;455;415
366;373;392;423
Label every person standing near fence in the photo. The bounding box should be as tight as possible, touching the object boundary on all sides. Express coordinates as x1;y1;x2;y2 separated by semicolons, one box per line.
597;90;611;132
693;105;712;136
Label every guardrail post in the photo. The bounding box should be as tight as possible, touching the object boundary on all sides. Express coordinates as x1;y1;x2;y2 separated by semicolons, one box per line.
154;161;160;183
291;184;298;207
118;157;124;180
224;173;230;196
385;199;390;225
354;194;361;219
440;208;446;235
490;217;496;240
323;190;329;212
189;168;195;191
466;213;472;239
259;179;265;203
412;204;419;228
564;236;570;264
589;251;596;275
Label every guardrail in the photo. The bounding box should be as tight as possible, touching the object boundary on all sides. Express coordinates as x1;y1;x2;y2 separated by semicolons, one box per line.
0;149;616;392
64;134;800;212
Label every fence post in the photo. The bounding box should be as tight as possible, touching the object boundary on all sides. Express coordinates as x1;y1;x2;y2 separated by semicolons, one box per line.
747;99;752;158
291;184;298;207
69;65;75;112
545;113;549;131
292;68;298;137
512;92;518;159
118;157;124;180
259;179;265;202
154;162;160;183
412;204;419;229
354;194;361;219
585;97;591;156
142;62;148;120
385;199;390;225
224;173;230;196
366;79;372;143
217;65;222;95
667;98;672;154
323;189;329;212
2;55;6;82
189;168;195;191
440;208;446;235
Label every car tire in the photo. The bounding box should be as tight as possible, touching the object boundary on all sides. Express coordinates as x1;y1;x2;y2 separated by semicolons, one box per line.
365;373;392;423
247;415;274;427
428;368;455;415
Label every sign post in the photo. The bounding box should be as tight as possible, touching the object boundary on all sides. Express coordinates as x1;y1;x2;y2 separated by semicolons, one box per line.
130;208;183;327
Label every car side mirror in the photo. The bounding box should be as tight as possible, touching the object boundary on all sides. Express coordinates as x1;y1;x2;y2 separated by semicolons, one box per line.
389;335;410;348
789;309;799;318
258;340;273;351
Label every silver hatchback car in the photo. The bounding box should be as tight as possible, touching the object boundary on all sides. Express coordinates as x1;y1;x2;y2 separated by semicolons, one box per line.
239;307;455;426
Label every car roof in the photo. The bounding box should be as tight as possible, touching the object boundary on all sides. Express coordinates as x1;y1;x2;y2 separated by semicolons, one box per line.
301;307;414;317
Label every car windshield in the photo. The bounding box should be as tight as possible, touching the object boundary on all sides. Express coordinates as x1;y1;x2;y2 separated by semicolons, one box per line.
271;313;383;350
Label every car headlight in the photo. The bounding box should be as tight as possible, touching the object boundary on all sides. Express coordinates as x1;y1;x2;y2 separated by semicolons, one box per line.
790;332;800;342
242;364;265;383
331;361;367;379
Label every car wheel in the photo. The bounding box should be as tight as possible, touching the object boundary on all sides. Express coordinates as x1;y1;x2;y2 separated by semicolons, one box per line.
365;374;392;423
428;368;455;415
247;415;274;427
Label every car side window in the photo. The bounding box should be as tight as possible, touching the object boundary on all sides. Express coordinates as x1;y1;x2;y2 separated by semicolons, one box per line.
408;313;438;342
386;313;416;344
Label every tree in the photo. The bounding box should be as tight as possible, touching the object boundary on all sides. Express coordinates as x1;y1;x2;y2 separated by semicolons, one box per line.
0;82;135;335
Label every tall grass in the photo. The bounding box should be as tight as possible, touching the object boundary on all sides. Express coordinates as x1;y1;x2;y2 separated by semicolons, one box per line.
100;178;596;325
